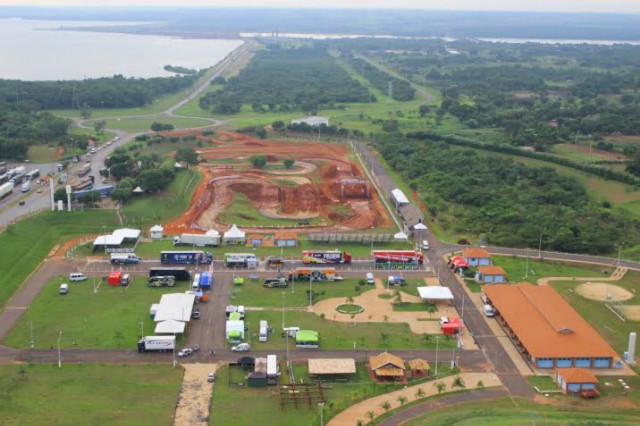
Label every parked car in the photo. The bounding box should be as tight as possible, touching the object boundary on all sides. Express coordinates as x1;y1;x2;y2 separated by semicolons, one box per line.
263;278;288;288
177;348;193;358
59;283;69;295
483;304;495;317
207;372;216;382
366;272;375;285
192;309;201;319
231;343;251;352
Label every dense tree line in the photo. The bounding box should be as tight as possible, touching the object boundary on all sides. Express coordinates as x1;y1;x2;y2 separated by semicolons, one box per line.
198;47;371;114
0;74;198;110
341;54;415;101
377;135;638;254
0;102;71;160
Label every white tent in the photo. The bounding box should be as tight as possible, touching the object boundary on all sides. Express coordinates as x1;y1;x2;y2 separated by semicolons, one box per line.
112;228;141;240
224;224;246;244
154;293;195;322
413;223;428;231
93;234;124;247
394;231;408;241
417;286;454;300
133;186;144;194
205;229;220;237
154;320;186;334
150;225;164;240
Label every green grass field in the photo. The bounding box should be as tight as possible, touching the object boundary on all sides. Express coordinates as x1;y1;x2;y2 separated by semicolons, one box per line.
235;310;457;350
4;275;191;349
121;168;201;228
0;210;119;308
402;396;640;426
0;364;182;426
490;255;608;283
99;116;213;132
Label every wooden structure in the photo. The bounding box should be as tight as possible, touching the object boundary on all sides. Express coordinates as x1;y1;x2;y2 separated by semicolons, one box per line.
278;383;325;409
408;359;430;377
308;358;356;380
369;352;406;381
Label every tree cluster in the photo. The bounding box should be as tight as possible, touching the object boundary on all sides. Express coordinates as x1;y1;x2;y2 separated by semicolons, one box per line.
198;47;371;114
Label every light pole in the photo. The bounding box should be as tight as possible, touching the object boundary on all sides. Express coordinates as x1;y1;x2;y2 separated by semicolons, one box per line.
30;321;34;349
173;340;177;368
353;321;357;349
319;402;325;426
434;336;441;376
538;232;543;259
370;225;374;253
309;277;314;308
57;331;63;369
139;320;144;339
282;292;285;330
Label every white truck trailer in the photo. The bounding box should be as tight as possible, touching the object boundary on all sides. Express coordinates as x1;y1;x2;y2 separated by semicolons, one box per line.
137;336;175;352
173;233;220;247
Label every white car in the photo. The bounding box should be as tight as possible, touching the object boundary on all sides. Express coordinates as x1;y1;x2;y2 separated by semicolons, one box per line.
231;343;251;352
177;348;193;357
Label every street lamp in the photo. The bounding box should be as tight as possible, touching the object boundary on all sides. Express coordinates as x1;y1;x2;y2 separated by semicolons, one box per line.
538;231;544;259
57;331;63;369
434;336;441;376
309;277;314;308
319;402;325;426
353;321;357;349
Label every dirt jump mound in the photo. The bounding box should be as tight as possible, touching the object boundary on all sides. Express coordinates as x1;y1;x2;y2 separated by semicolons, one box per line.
575;282;634;302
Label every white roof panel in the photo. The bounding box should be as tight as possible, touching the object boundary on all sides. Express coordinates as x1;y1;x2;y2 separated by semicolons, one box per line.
417;286;454;300
154;293;195;322
93;235;124;246
112;228;141;239
154;320;186;334
391;188;409;204
224;224;245;239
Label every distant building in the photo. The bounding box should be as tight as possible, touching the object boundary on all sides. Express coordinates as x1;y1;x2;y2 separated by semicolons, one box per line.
484;284;618;369
462;248;492;267
556;368;599;396
291;116;330;127
274;231;298;247
149;225;164;240
475;265;507;284
369;352;406;381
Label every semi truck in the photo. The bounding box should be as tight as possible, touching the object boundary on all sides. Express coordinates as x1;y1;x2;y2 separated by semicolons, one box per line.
224;253;258;268
72;178;93;192
78;163;91;177
173;233;221;247
289;267;338;282
0;182;14;199
149;267;191;281
160;250;213;265
8;167;25;185
26;169;40;180
302;250;352;264
372;250;424;265
137;336;176;353
110;253;140;265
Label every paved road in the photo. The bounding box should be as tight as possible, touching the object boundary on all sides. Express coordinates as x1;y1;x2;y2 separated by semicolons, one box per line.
376;388;508;426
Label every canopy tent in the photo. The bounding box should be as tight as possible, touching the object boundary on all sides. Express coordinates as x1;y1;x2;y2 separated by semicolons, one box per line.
153;293;195;322
417;286;454;300
112;228;141;240
413;223;428;230
154;320;186;334
224;224;245;238
205;229;220;237
394;231;408;241
93;235;124;247
229;312;241;321
295;330;319;343
441;317;464;335
133;186;144;194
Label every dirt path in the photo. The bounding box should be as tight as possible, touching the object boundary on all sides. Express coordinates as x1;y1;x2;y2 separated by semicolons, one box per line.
327;372;501;426
173;363;219;426
536;266;628;285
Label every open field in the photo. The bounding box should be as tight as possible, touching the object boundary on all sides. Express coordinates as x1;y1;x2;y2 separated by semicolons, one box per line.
210;362;455;426
0;364;182;426
490;255;609;283
0;210;119;308
99;116;213;132
235;310;457;350
121;168;202;229
163;130;393;234
549;271;640;354
4;275;190;349
402;396;640;426
551;143;627;164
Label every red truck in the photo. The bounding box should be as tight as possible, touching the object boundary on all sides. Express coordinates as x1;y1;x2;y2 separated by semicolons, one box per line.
302;250;352;264
372;250;424;264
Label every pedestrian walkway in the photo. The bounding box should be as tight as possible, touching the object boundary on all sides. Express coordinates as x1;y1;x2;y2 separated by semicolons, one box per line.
174;363;219;426
327;372;501;426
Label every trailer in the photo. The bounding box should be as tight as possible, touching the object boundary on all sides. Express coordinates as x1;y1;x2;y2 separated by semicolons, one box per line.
72;178;93;192
224;253;258;268
78;163;92;177
110;253;139;265
149;267;191;281
267;354;279;384
289;267;338;282
0;182;14;199
173;233;220;247
26;169;40;180
302;250;352;264
137;335;175;353
372;250;424;265
160;250;213;265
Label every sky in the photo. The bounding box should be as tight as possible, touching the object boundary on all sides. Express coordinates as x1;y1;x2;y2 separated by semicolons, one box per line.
0;0;639;14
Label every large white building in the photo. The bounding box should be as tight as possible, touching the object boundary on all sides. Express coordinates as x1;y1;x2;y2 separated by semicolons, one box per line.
291;116;330;127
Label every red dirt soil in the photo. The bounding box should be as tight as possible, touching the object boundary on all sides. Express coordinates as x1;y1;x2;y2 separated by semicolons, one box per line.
164;130;391;234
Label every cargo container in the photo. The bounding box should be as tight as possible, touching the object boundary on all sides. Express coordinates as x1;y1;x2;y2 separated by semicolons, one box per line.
160;251;213;265
137;336;175;353
173;233;220;247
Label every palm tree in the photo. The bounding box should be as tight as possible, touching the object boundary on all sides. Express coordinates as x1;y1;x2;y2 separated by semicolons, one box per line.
427;304;437;319
452;376;466;390
415;387;426;400
381;400;391;413
476;380;485;389
366;411;375;424
346;295;354;304
434;381;446;394
397;395;408;406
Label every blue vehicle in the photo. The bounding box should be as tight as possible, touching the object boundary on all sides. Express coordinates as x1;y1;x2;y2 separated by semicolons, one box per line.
160;251;213;265
199;272;213;289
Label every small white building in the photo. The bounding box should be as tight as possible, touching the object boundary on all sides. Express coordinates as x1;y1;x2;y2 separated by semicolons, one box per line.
150;225;164;240
224;224;246;245
391;188;409;207
291;116;330;127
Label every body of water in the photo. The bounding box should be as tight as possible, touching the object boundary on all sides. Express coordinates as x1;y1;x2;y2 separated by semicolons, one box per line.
1;19;243;81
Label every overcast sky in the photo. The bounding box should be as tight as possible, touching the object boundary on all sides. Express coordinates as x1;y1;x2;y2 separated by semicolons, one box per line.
1;0;639;14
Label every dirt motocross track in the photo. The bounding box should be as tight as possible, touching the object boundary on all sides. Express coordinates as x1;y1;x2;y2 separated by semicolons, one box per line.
164;130;391;234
